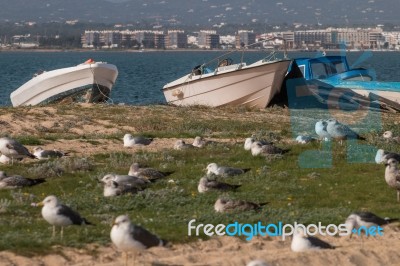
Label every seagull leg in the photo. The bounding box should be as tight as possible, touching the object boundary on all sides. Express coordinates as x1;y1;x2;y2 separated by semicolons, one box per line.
397;191;399;202
52;225;56;238
61;226;64;239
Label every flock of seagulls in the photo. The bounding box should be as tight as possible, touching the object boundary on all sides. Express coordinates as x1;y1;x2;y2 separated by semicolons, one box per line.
0;116;399;263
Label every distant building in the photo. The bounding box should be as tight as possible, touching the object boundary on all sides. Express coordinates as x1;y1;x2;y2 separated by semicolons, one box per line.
167;30;187;48
235;30;256;48
100;31;122;48
198;30;220;49
82;31;100;48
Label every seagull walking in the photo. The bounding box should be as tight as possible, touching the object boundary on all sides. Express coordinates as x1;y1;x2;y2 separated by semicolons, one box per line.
38;195;93;238
123;134;153;147
206;163;250;177
111;215;165;265
214;198;268;213
0;137;36;163
384;158;400;202
197;176;241;193
291;227;335;252
0;171;45;189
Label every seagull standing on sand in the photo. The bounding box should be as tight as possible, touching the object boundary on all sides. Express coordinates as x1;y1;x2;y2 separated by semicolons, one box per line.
214;198;268;213
206;163;250;177
375;149;400;164
0;137;36;163
315;120;331;141
111;215;165;265
0;171;45;189
33;147;69;159
128;163;172;181
123;134;153;147
345;211;398;238
326;119;364;143
384;158;400;202
291;227;335;252
197;176;241;193
37;195;93;238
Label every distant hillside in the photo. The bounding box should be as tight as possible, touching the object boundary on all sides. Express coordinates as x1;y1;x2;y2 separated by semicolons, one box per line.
1;0;399;26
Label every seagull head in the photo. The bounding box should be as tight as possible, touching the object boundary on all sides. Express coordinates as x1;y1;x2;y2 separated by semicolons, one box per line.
33;147;44;152
123;134;133;141
206;163;218;174
383;131;393;139
101;174;116;183
386;158;399;168
38;195;59;208
129;163;140;173
112;214;131;228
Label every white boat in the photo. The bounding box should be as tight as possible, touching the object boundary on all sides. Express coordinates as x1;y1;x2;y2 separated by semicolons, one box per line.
162;55;291;109
10;59;118;107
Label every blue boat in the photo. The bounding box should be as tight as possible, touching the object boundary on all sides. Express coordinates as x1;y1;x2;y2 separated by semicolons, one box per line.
283;55;400;111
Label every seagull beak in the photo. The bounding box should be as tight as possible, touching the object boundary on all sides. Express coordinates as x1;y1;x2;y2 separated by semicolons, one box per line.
36;201;44;207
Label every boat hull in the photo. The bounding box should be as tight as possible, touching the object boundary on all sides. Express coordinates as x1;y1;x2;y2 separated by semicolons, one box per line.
10;62;118;107
162;59;291;109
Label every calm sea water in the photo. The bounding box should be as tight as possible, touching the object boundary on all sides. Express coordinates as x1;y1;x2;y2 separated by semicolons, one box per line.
1;50;400;106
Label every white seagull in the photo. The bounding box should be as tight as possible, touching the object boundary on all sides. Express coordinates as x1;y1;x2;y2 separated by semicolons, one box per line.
384;158;400;202
383;131;400;142
315;120;331;141
291;227;335;252
111;215;165;264
250;141;285;156
38;195;93;238
103;180;138;197
0;154;11;164
375;149;400;164
197;176;241;193
192;136;215;148
326;119;365;142
0;137;36;163
123;134;153;147
100;174;150;189
206;163;250;177
345;211;398;238
33;147;69;159
174;139;195;150
128;163;172;181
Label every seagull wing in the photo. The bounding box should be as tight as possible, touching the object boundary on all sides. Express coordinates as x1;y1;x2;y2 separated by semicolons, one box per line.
307;236;335;249
131;224;162;248
57;204;91;225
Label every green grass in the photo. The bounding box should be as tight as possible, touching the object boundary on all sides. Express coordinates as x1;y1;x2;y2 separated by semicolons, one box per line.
0;104;399;255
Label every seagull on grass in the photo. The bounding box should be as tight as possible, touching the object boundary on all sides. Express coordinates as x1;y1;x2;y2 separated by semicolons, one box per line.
250;141;286;156
383;131;400;142
103;180;138;197
197;176;241;193
123;134;153;147
37;195;93;238
128;163;172;181
244;136;273;151
206;163;250;177
214;198;268;213
0;171;45;189
384;158;400;202
174;139;195;150
192;136;215;148
291;227;335;252
315;120;331;141
326;119;365;143
111;215;165;265
0;154;12;164
33;147;69;159
0;137;36;163
100;174;149;189
345;211;398;238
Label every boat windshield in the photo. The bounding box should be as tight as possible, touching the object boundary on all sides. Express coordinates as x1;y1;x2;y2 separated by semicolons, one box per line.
311;60;347;79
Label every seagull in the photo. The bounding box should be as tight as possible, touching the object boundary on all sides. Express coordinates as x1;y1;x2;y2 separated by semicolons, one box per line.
246;260;270;266
33;147;69;159
296;135;316;144
214;198;268;213
100;174;149;189
315;120;331;141
375;149;400;164
197;176;241;193
345;211;398;238
128;163;172;182
111;215;165;265
0;137;36;163
326;119;365;142
206;163;250;177
174;139;195;150
250;141;286;156
0;171;45;189
192;136;215;148
383;131;400;142
37;195;93;238
123;134;153;147
244;136;273;151
291;227;335;252
0;154;12;164
384;158;400;202
103;180;138;197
